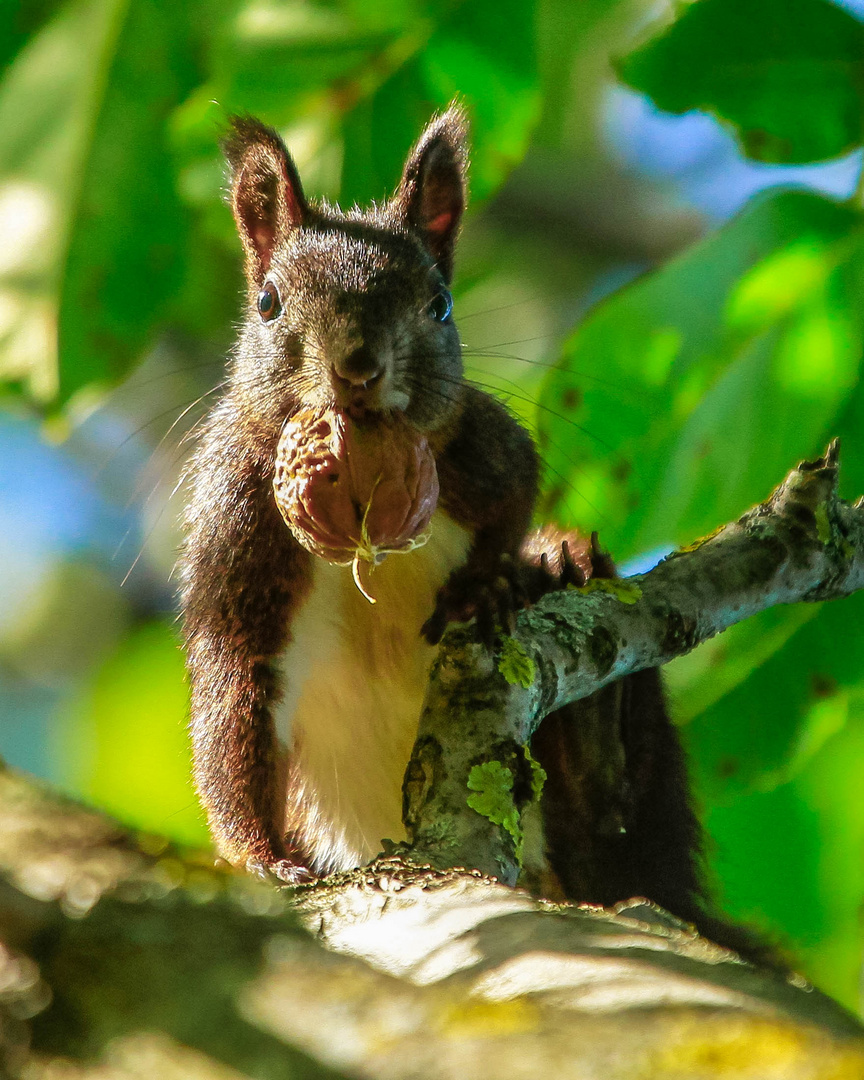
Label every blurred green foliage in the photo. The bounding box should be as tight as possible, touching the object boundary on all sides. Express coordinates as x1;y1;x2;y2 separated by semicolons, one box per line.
0;0;539;403
3;0;864;1013
620;0;864;164
59;621;208;847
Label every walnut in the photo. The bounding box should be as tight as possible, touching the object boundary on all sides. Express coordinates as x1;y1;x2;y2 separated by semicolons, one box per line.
273;408;439;598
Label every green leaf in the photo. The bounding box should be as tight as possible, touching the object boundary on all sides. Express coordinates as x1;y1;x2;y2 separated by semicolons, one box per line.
57;0;195;403
688;600;864;1011
497;635;535;688
540;190;863;563
702;780;825;977
534;0;633;150
0;0;115;400
212;1;408;119
792;700;864;1010
666;603;819;722
57;620;208;847
701;678;864;1012
0;0;67;74
0;0;194;405
336;0;540;206
618;0;864;164
466;759;522;855
686;592;864;800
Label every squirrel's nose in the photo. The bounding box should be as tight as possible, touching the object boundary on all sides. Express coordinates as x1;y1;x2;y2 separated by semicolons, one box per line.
333;344;383;387
332;345;386;419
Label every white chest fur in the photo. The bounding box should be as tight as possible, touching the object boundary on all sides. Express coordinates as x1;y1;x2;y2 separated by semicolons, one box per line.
272;511;471;871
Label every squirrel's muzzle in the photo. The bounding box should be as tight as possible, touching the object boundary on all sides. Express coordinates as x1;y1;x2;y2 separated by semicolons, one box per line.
331;343;390;419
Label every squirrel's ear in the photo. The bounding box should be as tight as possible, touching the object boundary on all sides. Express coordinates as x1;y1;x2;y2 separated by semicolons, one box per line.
395;104;468;283
224;117;307;281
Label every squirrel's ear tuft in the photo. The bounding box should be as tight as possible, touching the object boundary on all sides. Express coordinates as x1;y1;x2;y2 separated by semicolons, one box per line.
223;116;307;281
395;103;468;283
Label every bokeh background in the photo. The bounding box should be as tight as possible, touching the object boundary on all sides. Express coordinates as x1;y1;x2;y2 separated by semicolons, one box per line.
3;0;864;1011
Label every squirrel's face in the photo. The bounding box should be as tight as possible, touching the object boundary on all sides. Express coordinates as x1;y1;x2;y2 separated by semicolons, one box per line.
236;217;462;432
224;110;468;437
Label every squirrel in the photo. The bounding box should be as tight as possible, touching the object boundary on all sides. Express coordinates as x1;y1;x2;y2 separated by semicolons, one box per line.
180;106;771;961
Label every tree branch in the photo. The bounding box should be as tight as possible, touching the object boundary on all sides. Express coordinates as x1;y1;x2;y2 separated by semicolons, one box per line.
404;441;864;880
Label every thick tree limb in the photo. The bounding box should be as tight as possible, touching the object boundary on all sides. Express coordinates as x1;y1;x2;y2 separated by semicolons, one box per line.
404;441;864;880
2;764;863;1079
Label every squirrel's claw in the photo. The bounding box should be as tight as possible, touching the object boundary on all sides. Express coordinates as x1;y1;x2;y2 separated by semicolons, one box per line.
538;540;587;593
245;856;314;887
588;530;616;580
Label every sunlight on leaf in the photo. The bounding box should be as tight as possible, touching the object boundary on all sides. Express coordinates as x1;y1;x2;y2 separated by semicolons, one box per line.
641;326;682;386
57;620;207;848
725;241;832;332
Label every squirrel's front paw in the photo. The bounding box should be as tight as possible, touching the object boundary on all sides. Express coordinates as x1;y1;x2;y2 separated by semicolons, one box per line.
422;553;527;647
523;529;616;598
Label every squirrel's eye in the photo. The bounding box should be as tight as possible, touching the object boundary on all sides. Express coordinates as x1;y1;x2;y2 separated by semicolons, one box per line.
428;290;453;323
257;282;282;322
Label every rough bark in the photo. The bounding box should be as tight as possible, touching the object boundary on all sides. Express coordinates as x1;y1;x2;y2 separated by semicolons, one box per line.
2;444;864;1079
